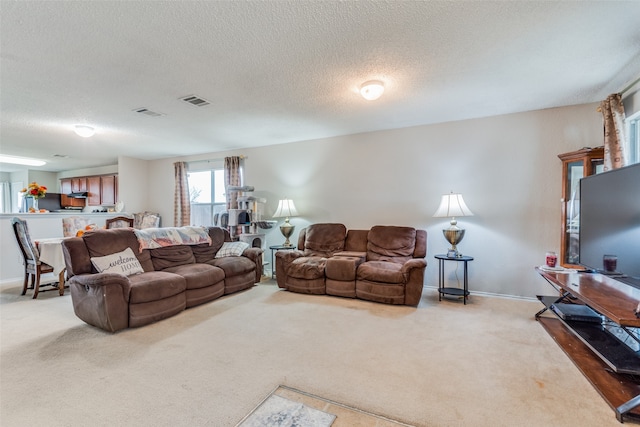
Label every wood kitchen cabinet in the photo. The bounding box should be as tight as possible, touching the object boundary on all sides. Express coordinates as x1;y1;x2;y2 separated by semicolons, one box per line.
100;175;117;205
61;174;118;207
60;178;85;208
87;176;101;205
71;178;87;192
60;179;71;195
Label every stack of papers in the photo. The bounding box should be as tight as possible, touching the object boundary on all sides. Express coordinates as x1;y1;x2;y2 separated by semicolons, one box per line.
539;265;576;273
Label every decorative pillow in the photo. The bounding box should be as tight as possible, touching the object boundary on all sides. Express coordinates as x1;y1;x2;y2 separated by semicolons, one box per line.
215;241;250;258
91;247;144;276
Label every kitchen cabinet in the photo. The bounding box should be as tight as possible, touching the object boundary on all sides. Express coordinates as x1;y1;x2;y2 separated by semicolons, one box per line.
87;176;101;206
71;178;87;193
100;175;116;205
60;179;71;195
60;178;85;208
60;174;118;207
557;147;604;268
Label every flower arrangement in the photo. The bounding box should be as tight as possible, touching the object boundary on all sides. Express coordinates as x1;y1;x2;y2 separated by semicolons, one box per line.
20;182;47;199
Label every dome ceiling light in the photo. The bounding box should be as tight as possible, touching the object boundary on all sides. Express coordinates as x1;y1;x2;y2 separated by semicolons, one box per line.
74;125;95;138
360;80;385;101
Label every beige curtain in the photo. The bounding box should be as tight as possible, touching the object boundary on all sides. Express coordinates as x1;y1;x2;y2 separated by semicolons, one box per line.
224;156;242;210
600;93;628;171
174;162;190;226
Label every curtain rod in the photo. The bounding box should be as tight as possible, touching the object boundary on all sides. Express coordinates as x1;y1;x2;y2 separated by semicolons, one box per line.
595;76;640;113
621;76;640;95
187;155;246;165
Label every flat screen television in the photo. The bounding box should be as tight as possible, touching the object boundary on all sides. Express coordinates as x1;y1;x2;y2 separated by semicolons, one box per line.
579;162;640;288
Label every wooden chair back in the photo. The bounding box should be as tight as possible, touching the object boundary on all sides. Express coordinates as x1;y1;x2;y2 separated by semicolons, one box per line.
11;217;39;264
11;217;58;298
106;216;134;229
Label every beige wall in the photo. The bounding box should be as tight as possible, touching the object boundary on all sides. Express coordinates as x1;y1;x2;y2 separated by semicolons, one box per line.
145;102;603;299
117;156;151;217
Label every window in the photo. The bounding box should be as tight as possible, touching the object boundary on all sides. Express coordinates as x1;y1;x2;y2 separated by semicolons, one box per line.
627;111;640;165
188;169;226;226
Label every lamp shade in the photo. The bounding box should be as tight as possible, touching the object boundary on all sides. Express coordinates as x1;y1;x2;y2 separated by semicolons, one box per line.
273;199;299;218
433;193;474;218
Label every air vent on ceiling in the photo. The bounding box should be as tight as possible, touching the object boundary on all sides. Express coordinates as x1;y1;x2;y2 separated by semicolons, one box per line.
180;95;210;107
53;154;69;158
133;108;164;117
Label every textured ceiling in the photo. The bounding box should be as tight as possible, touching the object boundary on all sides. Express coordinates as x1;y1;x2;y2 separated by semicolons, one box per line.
1;1;640;172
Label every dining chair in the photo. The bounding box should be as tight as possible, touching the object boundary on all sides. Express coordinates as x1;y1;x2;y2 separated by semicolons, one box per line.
62;216;92;237
11;217;63;299
106;216;134;229
133;211;161;229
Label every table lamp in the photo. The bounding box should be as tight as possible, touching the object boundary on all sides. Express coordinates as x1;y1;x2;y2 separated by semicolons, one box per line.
433;192;474;257
273;198;299;247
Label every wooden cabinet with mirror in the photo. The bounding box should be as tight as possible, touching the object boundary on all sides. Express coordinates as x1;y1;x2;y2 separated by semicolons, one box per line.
558;147;604;268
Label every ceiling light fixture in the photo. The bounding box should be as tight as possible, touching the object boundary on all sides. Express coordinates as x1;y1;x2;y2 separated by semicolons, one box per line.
360;80;385;101
0;155;46;166
74;125;95;138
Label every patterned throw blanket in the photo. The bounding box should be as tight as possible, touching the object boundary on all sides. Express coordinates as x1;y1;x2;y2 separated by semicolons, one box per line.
134;226;212;252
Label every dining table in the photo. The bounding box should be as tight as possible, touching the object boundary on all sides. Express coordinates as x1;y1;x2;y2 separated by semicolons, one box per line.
34;237;68;295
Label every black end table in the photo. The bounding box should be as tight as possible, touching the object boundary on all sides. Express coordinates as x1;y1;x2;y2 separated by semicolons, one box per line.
435;254;474;304
269;245;297;279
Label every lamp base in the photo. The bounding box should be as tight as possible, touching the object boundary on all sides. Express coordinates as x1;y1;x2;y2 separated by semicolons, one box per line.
280;219;295;247
443;225;465;258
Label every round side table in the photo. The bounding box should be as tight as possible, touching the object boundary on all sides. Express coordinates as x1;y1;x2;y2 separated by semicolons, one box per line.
435;254;474;304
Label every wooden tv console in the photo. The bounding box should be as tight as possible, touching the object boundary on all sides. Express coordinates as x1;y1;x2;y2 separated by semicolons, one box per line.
535;268;640;423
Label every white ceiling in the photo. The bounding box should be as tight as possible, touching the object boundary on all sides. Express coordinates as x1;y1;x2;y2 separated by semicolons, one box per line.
1;1;640;173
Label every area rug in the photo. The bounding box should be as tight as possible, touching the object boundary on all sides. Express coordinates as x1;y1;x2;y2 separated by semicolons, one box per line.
237;393;336;427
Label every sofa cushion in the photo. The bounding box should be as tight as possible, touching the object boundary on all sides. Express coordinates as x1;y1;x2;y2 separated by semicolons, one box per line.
83;228;154;273
367;226;416;264
163;263;224;290
208;256;255;277
90;247;144;277
288;256;327;279
325;256;363;281
149;245;196;270
192;227;227;263
127;271;187;304
304;223;347;257
357;261;405;284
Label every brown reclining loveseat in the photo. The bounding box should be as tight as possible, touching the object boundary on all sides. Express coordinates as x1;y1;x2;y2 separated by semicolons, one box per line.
275;223;427;306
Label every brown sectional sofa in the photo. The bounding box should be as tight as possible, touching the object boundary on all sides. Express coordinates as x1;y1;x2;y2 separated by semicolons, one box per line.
62;226;263;332
275;223;427;306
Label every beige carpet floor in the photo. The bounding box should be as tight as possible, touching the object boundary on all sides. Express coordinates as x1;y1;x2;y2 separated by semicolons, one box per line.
0;280;627;426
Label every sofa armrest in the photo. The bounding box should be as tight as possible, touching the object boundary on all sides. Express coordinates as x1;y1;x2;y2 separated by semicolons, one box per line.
274;250;305;288
401;259;427;306
242;247;264;283
68;273;132;332
401;258;427;276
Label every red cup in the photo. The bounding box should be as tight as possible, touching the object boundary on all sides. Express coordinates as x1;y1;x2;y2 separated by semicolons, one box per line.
603;255;617;273
546;252;557;268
